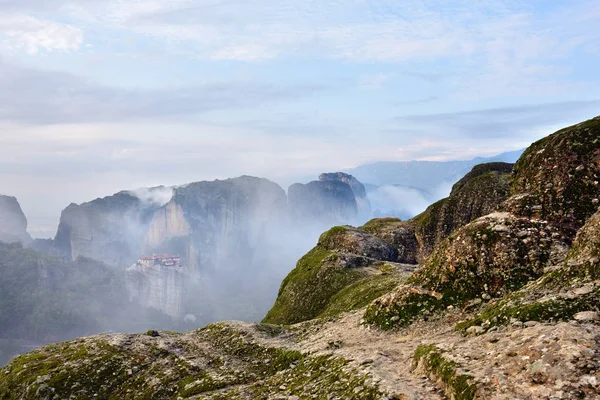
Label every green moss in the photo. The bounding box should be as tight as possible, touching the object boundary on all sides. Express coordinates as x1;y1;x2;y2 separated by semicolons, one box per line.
413;345;478;400
263;247;367;325
317;226;352;249
363;287;445;330
456;261;600;331
319;272;406;318
360;218;402;233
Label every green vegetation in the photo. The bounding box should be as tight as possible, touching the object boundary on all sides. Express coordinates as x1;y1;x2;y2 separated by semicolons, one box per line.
363;286;445;330
0;243;124;341
413;345;478;400
456;260;600;331
0;323;382;399
319;266;407;318
360;217;402;233
0;242;176;366
262;247;367;325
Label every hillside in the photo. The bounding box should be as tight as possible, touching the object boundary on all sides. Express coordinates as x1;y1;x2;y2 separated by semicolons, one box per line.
0;243;174;366
1;118;599;399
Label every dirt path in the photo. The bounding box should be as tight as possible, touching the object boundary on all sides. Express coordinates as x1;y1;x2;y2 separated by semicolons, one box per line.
255;310;600;400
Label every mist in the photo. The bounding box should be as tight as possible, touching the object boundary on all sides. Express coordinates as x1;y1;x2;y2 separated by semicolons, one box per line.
368;181;454;220
1;171;450;367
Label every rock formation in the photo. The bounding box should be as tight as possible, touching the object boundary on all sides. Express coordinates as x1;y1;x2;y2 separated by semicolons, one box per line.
507;116;600;234
53;191;160;267
412;161;514;261
126;255;184;320
319;172;371;221
0;195;32;245
288;180;358;226
2;117;600;399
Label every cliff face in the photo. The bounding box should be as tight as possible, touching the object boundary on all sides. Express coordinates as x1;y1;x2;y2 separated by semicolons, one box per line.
125;262;184;320
53;191;160;267
288;180;358;226
319;172;371;221
50;175;369;324
0;195;32;245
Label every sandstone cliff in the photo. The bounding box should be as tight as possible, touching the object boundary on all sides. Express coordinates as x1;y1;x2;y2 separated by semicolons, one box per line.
0;195;32;245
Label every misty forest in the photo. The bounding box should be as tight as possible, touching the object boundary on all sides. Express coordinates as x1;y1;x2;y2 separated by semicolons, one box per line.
1;1;600;399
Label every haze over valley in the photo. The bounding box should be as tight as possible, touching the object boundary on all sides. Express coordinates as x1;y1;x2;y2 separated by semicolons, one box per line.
1;1;600;398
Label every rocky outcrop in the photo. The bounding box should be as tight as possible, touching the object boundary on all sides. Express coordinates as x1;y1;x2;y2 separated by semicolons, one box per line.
263;225;416;325
53;191;160;267
412;162;514;261
288;180;358;225
507;116;600;234
457;206;600;333
0;195;31;245
319;172;371;220
158;176;287;275
360;218;418;264
125;262;184;320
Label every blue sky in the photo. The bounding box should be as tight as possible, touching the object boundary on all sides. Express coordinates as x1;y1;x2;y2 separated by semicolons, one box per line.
0;0;599;236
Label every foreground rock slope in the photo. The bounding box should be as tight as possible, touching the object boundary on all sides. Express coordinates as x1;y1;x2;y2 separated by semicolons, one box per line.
2;117;600;399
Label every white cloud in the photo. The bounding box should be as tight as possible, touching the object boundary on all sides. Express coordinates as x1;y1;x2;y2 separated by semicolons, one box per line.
0;14;83;54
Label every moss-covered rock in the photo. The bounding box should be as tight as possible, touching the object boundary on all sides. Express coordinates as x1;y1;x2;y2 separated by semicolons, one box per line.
319;264;411;318
361;218;418;264
0;323;383;399
317;225;399;261
263;224;411;325
509;116;600;234
363;285;444;330
413;212;569;301
413;163;513;261
365;213;570;330
262;247;369;325
412;345;478;400
457;207;600;332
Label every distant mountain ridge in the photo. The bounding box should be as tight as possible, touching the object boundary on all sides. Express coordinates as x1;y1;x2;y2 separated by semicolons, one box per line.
348;149;524;219
347;149;524;190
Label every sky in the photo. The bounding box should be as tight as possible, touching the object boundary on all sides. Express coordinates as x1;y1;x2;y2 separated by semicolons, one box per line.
0;0;599;237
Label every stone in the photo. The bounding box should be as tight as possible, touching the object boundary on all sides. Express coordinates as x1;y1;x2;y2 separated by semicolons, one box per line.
573;311;600;322
466;326;486;335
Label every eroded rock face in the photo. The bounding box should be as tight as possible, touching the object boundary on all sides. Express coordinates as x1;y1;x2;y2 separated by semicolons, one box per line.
509;116;600;233
456;207;600;333
126;261;184;320
414;212;570;300
360;218;418;264
54;191;159;267
317;226;398;262
412;162;514;261
0;195;32;245
288;180;358;225
319;172;371;220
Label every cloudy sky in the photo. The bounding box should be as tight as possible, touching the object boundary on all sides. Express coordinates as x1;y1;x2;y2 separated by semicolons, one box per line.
0;0;599;237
